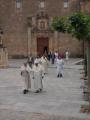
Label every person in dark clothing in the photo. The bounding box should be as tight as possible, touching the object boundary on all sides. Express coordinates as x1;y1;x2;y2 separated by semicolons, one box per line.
48;51;52;61
51;52;55;64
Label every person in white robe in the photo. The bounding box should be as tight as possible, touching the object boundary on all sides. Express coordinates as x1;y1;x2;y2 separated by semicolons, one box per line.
41;55;48;74
56;56;64;77
34;56;41;65
54;51;58;65
35;56;45;78
65;50;69;61
32;61;44;93
20;63;31;94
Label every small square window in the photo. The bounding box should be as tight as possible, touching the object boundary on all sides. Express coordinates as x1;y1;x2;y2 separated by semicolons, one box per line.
40;1;45;8
39;1;45;9
16;0;21;9
64;0;68;8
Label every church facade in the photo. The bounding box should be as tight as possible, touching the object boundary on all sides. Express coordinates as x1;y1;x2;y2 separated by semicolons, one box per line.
0;0;89;58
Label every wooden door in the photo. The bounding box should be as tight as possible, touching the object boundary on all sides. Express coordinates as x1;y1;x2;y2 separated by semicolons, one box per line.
37;37;49;56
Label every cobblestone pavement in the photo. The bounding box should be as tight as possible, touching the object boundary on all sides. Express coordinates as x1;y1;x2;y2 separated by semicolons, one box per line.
0;59;90;120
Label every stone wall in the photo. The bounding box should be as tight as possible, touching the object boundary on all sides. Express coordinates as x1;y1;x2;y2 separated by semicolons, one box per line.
0;0;84;57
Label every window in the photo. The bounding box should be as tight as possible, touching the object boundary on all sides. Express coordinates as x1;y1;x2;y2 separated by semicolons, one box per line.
39;0;45;9
16;0;21;9
64;0;68;8
40;1;45;8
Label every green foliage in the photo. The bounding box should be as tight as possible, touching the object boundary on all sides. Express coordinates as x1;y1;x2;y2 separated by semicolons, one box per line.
52;13;90;41
67;13;90;41
51;16;66;33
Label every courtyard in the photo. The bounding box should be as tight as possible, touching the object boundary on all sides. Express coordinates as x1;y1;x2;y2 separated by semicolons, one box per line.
0;59;90;120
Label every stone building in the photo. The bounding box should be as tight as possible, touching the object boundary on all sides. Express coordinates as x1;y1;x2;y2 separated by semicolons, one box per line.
0;0;85;58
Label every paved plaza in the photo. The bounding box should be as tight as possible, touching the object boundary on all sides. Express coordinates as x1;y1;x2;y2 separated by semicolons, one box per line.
0;59;90;120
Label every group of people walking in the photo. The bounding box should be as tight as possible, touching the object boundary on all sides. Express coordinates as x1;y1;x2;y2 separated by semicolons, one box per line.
20;50;69;94
47;50;69;64
20;55;48;94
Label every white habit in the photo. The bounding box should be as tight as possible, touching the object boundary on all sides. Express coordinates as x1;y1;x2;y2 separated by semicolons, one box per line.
56;58;64;76
21;64;31;90
32;64;43;91
41;56;48;74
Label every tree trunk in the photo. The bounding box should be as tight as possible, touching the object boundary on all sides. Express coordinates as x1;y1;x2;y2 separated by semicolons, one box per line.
84;54;87;77
84;41;87;77
87;41;90;88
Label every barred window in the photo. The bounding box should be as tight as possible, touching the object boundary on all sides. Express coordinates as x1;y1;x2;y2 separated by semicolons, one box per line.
16;0;21;9
40;1;45;8
64;0;68;8
39;0;45;9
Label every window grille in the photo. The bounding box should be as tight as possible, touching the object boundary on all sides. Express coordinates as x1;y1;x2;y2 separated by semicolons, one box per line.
16;0;21;9
64;0;68;8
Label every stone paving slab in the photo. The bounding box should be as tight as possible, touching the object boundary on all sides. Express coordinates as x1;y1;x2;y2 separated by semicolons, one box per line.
0;109;90;120
0;59;90;120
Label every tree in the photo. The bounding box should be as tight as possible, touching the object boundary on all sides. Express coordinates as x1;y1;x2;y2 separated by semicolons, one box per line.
51;16;66;33
67;13;90;89
52;13;90;89
52;13;90;112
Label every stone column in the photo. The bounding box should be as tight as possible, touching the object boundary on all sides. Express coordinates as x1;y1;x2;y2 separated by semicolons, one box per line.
32;34;37;56
0;35;3;44
50;33;54;52
87;41;90;88
0;48;8;68
27;27;32;56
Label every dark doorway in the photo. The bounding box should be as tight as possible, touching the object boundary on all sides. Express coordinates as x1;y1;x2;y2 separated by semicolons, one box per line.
37;37;49;56
43;46;48;55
